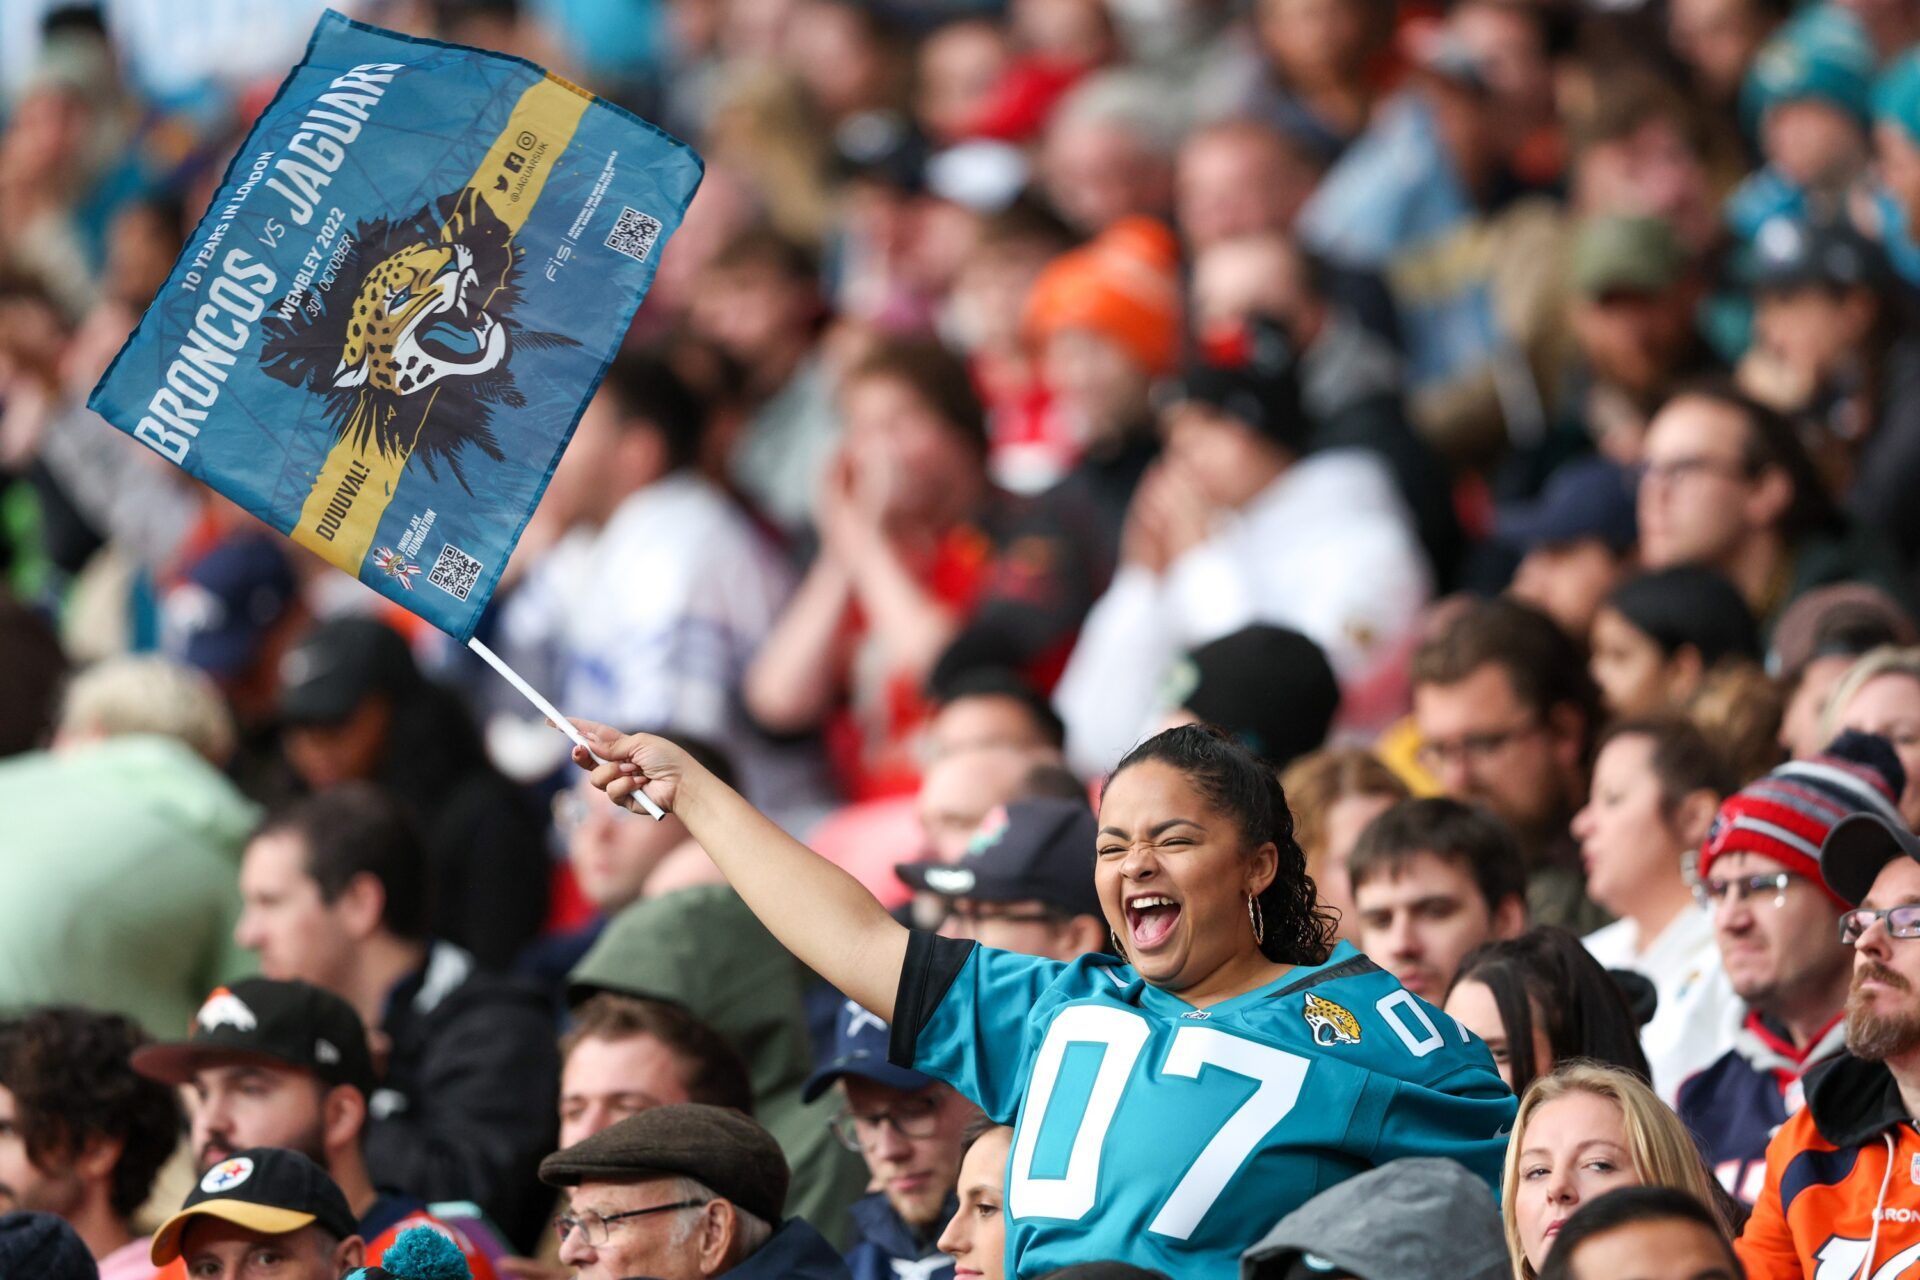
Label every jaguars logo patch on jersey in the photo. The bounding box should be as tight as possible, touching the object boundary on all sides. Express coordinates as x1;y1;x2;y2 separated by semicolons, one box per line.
1302;992;1361;1046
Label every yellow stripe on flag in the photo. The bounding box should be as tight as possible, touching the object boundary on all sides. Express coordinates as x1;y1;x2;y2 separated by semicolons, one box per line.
290;76;592;574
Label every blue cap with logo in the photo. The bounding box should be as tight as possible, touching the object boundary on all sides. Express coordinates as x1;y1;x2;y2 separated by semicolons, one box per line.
162;534;297;678
895;796;1102;918
801;998;936;1103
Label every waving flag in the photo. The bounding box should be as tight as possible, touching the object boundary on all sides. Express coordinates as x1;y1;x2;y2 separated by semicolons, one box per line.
89;9;703;640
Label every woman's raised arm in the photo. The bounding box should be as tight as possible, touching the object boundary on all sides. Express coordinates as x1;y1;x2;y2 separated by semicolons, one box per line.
571;721;909;1021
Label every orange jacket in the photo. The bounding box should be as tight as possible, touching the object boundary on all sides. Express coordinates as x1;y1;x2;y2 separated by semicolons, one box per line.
1737;1053;1920;1280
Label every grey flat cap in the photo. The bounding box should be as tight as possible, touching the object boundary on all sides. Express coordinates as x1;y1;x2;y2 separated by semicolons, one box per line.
539;1103;789;1224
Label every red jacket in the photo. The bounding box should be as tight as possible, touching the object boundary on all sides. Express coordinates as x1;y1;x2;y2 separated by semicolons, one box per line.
1738;1052;1920;1280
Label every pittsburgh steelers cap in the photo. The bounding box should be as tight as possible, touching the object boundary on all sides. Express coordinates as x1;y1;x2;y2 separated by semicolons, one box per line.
131;978;377;1097
151;1147;358;1265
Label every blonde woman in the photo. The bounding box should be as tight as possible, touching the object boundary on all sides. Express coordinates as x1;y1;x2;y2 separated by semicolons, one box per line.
1503;1062;1731;1280
1820;645;1920;829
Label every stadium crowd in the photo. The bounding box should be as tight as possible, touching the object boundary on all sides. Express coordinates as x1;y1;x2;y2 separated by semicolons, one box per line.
15;0;1920;1275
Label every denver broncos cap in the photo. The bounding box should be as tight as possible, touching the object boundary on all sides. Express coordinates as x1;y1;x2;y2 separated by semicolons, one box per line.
131;978;377;1097
150;1147;359;1265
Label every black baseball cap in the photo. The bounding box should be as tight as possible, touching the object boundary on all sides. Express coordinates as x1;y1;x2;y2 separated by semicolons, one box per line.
132;978;377;1097
277;615;417;726
896;797;1101;917
150;1147;359;1265
1749;213;1887;294
1821;810;1920;906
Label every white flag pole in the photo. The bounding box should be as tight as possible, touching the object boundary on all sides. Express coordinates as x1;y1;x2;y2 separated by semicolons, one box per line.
467;636;667;820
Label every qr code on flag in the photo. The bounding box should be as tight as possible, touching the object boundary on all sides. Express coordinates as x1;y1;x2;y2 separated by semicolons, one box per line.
606;207;663;263
427;543;484;601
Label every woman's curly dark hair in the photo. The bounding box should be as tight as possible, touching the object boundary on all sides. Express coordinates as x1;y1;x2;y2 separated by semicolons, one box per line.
1110;724;1337;966
0;1007;185;1218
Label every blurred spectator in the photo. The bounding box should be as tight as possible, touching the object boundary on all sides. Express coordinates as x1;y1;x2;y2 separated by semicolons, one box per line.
1280;747;1410;943
1445;928;1654;1096
1670;0;1790;109
1348;797;1529;1003
1771;582;1918;757
559;994;755;1150
521;738;738;991
500;353;819;823
1055;323;1428;772
1637;379;1889;635
130;978;502;1276
1735;797;1920;1278
914;746;1051;864
688;229;834;535
1562;216;1721;464
802;1000;977;1280
1873;50;1920;273
1537;1186;1743;1280
1297;30;1568;460
0;709;254;1034
568;886;870;1247
1502;1062;1734;1280
1740;214;1920;563
0;591;64;757
1497;457;1640;640
1821;646;1920;827
1573;719;1741;1097
1038;71;1179;235
539;1105;851;1279
1153;625;1340;770
1675;730;1898;1204
1567;74;1727;259
1589;567;1762;719
1188;234;1461;578
1242;0;1394;161
1727;7;1876;245
934;1121;1011;1280
898;797;1107;960
916;20;1012;145
745;339;1004;801
277;616;548;970
924;668;1066;762
1411;597;1604;929
1242;1158;1509;1280
160;529;305;744
933;218;1178;687
54;654;235;767
1173;118;1322;252
0;1008;181;1279
237;786;561;1248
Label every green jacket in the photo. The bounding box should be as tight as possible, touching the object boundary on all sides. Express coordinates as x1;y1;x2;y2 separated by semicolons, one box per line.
569;884;870;1248
0;735;258;1033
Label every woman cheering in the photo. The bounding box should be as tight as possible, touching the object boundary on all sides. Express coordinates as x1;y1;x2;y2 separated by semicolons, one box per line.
575;721;1514;1278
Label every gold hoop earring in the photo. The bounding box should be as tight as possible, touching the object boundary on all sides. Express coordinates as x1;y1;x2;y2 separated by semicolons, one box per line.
1110;929;1128;959
1248;894;1265;946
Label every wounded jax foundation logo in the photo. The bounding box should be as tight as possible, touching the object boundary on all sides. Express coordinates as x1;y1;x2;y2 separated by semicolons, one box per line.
260;188;576;500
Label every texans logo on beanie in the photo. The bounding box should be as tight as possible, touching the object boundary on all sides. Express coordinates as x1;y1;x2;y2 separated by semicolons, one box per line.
345;1225;472;1280
1698;730;1907;904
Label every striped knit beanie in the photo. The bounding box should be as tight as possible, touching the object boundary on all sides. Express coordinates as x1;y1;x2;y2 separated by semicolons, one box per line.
1698;730;1907;905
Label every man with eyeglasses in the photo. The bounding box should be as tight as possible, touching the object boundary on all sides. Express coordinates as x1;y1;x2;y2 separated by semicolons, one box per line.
801;998;979;1280
1676;731;1906;1207
1409;598;1604;931
896;798;1109;963
540;1104;850;1279
1637;380;1897;633
1737;753;1920;1280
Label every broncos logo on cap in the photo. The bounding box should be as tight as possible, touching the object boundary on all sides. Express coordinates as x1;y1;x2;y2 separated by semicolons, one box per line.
1302;993;1361;1047
196;988;258;1034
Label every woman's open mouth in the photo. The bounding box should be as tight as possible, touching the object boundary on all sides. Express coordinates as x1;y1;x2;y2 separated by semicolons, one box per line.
1126;894;1182;950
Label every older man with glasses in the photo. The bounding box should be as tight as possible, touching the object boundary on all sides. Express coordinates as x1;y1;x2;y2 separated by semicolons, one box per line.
801;999;981;1280
1736;754;1920;1279
1676;731;1906;1206
541;1104;850;1280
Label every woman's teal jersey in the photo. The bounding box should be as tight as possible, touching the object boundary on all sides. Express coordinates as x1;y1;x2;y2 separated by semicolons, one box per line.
890;936;1516;1279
